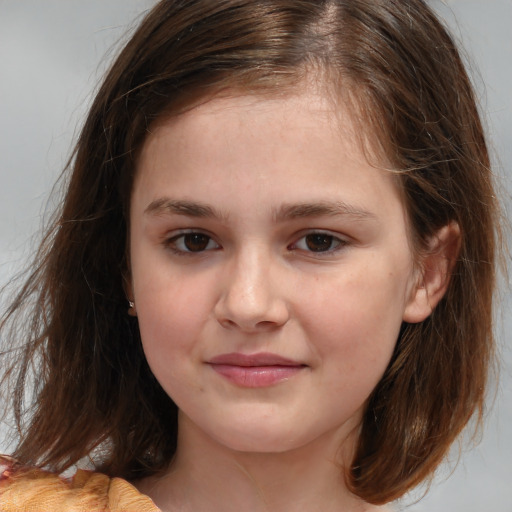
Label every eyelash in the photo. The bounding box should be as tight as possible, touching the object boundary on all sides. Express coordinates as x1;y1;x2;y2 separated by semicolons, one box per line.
163;230;348;256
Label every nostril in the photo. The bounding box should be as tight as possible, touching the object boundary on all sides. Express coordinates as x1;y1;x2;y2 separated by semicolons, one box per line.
218;318;238;329
255;320;281;330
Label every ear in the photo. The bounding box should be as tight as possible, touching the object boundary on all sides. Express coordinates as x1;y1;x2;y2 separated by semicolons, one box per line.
403;221;461;323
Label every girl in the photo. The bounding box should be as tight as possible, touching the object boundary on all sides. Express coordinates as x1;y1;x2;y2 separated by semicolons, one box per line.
0;1;501;510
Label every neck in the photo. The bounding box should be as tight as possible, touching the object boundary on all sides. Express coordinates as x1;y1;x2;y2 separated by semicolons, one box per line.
135;414;390;512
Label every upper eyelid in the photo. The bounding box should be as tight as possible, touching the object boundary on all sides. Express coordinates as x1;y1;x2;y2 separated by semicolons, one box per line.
291;229;350;242
161;228;350;241
163;228;217;241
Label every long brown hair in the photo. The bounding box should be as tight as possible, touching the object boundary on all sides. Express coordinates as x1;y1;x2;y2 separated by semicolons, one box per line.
0;0;500;504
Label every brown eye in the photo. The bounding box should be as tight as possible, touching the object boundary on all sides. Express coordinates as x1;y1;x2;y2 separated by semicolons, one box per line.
304;233;336;252
183;233;213;252
290;232;346;254
167;232;220;254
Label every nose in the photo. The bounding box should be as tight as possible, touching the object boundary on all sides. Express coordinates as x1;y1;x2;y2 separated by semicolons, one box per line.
214;247;290;332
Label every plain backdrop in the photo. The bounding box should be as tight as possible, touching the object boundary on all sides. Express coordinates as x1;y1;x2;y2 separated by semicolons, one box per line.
0;1;511;511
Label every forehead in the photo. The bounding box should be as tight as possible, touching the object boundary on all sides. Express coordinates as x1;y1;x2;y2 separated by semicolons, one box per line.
142;73;395;176
137;80;390;177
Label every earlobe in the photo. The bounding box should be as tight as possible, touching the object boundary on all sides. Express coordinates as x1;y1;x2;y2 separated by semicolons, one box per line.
403;221;461;324
128;300;137;317
122;272;137;317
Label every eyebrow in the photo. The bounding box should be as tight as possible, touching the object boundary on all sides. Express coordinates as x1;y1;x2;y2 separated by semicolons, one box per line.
144;198;376;223
274;201;377;222
145;198;228;221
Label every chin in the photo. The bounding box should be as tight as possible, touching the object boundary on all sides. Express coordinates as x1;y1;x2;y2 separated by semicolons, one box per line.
205;418;330;455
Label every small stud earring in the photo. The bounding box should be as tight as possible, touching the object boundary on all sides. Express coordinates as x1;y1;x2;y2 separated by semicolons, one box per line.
128;300;137;316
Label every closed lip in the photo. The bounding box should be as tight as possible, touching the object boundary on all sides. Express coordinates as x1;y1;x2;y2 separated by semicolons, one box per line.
207;352;307;388
208;352;306;367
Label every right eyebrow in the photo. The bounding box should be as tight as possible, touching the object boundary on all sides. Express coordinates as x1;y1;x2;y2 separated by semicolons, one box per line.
144;198;228;221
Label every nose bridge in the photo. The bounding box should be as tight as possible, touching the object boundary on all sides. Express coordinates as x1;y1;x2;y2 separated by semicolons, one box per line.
216;242;288;330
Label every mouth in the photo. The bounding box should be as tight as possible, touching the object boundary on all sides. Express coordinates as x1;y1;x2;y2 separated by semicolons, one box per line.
207;352;307;388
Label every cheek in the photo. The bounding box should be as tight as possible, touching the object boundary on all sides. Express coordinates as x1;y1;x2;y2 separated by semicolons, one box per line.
301;260;409;367
134;278;192;354
137;287;203;348
133;262;225;377
136;293;203;399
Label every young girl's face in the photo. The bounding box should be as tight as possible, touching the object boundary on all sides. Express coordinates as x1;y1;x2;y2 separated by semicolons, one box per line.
129;85;426;454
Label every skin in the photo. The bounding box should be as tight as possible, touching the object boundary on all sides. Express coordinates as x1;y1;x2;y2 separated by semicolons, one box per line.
128;84;448;512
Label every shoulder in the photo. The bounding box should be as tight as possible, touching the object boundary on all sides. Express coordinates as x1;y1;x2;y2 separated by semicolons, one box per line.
0;455;159;512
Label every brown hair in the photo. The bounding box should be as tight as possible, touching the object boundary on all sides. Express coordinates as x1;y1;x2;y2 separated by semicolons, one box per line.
0;0;499;504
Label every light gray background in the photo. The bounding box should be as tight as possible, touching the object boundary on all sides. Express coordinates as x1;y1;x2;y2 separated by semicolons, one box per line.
0;1;510;511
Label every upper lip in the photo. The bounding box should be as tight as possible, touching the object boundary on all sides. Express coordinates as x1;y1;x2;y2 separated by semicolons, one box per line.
208;352;304;367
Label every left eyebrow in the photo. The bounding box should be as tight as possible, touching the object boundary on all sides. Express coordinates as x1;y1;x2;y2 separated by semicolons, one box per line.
274;201;377;222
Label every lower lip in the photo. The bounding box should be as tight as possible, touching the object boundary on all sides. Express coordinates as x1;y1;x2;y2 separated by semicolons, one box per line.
210;364;305;388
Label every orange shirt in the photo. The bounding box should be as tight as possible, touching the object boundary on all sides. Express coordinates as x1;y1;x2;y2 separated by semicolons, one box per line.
0;456;159;512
